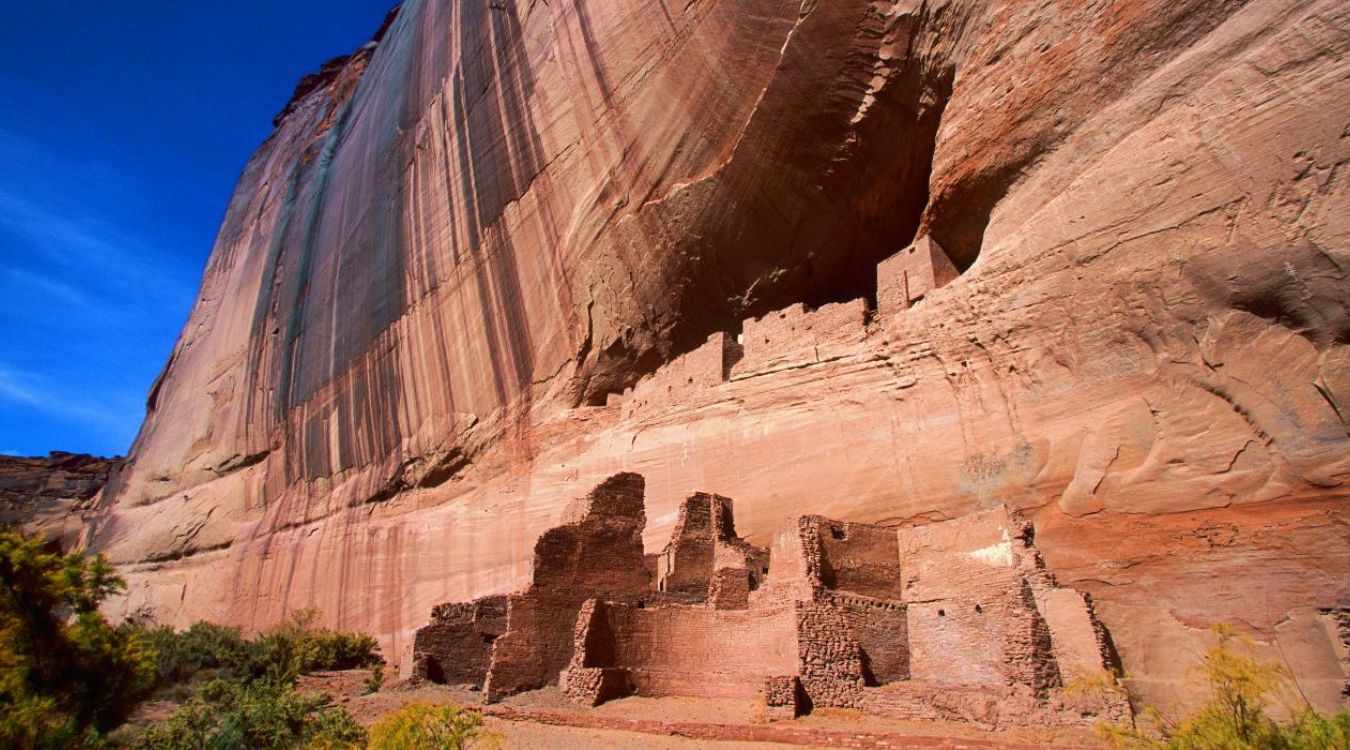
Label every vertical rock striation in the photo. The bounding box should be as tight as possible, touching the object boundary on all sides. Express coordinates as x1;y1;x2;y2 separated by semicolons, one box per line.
90;0;1349;713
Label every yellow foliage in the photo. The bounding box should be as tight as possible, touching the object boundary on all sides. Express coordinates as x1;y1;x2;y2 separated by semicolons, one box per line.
1098;624;1350;750
367;702;498;750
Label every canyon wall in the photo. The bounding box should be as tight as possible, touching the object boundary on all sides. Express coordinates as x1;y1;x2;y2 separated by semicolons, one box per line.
88;0;1349;714
1;452;121;550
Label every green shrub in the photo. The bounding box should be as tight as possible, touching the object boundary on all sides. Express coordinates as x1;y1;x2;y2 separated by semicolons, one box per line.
0;527;384;747
131;678;366;750
0;530;158;748
141;620;250;687
364;664;384;695
1101;624;1350;749
130;609;382;748
367;702;490;749
241;609;381;683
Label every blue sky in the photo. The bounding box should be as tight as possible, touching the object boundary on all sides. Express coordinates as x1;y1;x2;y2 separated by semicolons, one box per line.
0;2;396;457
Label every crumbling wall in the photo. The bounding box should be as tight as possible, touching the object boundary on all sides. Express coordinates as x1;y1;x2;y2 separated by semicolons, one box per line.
411;596;507;685
1036;588;1118;682
813;518;903;600
731;300;867;378
710;566;752;609
622;333;740;417
796;598;867;709
560;600;634;706
568;600;799;701
831;594;909;685
656;493;766;606
898;508;1060;693
876;236;959;318
655;493;723;600
411;474;651;701
415;480;1123;726
751;521;817;605
762;675;803;720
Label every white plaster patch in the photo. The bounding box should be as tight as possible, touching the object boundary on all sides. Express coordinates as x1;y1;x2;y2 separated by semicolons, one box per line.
967;527;1014;566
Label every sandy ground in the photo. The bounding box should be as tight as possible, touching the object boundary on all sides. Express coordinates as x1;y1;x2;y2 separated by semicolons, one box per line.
293;669;1107;748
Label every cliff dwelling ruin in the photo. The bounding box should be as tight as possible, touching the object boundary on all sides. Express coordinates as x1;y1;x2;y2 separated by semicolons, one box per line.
80;0;1350;731
413;472;1131;728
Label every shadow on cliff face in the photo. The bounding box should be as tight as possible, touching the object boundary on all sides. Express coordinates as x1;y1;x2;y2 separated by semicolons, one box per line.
1185;242;1350;348
578;3;963;405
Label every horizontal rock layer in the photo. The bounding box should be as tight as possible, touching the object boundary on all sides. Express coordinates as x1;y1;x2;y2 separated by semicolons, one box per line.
89;0;1349;713
1;452;122;549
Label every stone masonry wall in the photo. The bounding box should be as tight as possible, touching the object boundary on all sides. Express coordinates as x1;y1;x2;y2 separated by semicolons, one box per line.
411;595;507;684
656;493;766;605
875;235;959;318
731;300;867;379
656;493;722;600
434;473;651;701
566;600;798;701
622;333;740;418
796;598;867;709
898;508;1062;692
814;518;904;600
416;476;1125;727
829;593;909;685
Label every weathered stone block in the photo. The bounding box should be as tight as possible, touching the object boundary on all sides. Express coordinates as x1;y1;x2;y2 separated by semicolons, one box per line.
876;236;959;317
763;675;802;720
732;299;867;378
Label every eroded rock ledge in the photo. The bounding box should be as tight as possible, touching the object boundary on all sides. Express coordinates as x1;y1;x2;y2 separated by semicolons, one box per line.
0;452;121;550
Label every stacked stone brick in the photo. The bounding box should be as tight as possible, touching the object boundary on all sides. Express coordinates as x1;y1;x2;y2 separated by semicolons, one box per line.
412;473;651;701
875;235;960;317
654;492;767;606
412;473;1131;729
616;236;960;420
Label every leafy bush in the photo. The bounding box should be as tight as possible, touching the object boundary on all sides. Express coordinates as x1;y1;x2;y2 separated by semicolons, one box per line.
364;664;384;695
240;609;381;683
0;530;158;748
0;528;384;748
141;621;250;687
367;702;491;749
140;607;381;691
1101;624;1350;749
130;609;382;748
131;678;366;750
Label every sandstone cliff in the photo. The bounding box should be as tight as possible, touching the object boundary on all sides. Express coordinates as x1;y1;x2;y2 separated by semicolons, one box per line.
89;0;1349;713
1;452;121;550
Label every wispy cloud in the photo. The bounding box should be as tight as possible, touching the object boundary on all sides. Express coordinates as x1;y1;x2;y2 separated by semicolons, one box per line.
0;128;197;308
0;120;196;455
3;267;91;308
0;366;120;424
0;189;191;311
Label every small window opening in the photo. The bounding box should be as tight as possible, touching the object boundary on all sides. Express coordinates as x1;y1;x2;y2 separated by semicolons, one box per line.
974;604;983;614
830;525;847;540
937;609;946;618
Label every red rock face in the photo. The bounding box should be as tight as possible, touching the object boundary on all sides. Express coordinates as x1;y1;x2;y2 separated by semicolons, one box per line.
1;452;121;550
88;0;1349;713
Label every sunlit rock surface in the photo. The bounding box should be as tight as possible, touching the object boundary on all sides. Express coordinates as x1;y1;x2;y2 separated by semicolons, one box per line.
88;0;1349;713
1;452;121;550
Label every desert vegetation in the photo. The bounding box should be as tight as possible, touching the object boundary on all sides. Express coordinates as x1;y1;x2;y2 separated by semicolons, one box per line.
0;528;490;749
1100;624;1350;749
1;529;158;747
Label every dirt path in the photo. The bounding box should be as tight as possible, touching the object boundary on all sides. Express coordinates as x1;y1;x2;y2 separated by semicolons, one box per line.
298;670;1106;748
